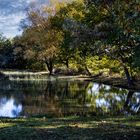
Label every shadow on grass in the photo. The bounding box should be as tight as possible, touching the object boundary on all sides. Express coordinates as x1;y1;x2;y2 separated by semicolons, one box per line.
0;116;140;140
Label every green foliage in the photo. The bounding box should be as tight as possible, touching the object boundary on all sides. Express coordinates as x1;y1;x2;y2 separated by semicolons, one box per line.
86;56;119;75
134;46;140;67
0;0;140;79
0;34;14;68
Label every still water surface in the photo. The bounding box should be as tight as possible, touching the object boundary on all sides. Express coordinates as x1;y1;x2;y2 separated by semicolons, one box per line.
0;77;140;118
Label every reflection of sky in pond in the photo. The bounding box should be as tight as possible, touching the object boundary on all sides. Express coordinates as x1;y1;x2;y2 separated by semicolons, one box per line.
88;83;111;95
104;85;111;90
89;83;140;113
88;83;127;110
131;92;140;112
88;83;100;95
96;98;110;108
0;97;22;118
115;96;121;101
0;80;140;117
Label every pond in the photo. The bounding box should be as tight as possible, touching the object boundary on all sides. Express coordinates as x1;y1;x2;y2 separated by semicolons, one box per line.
0;75;140;118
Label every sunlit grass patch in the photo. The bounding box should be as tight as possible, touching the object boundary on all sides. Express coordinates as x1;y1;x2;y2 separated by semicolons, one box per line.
0;122;15;128
0;116;140;140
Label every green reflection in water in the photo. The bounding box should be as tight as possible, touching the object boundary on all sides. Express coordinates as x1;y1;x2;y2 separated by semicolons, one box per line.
0;78;139;118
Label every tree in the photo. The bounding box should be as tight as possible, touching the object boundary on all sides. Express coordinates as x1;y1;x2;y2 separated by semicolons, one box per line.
13;35;40;70
52;0;94;74
20;5;64;74
103;0;140;85
50;1;87;69
73;0;140;85
0;34;13;68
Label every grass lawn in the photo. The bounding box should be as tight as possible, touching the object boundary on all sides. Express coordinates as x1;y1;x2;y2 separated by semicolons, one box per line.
0;115;140;140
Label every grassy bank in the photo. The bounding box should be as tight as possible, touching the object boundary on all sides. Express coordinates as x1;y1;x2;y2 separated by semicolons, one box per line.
0;116;140;140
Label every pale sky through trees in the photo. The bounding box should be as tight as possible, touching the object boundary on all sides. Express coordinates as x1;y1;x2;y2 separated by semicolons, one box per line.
0;0;52;38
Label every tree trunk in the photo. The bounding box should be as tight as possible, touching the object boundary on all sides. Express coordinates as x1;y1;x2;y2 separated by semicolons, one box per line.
45;81;53;97
46;59;53;75
124;91;134;110
85;65;92;76
64;81;69;96
65;59;69;69
120;56;134;86
123;65;134;86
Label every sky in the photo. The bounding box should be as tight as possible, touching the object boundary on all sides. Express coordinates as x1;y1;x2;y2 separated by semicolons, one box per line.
0;0;50;38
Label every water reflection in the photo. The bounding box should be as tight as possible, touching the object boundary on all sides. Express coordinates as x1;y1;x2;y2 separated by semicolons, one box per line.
132;92;140;112
124;91;140;113
0;79;140;118
0;97;22;118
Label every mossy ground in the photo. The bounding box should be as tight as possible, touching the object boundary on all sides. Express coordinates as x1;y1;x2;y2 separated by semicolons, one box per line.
0;115;140;140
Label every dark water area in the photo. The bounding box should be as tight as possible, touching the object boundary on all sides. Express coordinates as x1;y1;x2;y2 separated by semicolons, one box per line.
0;77;140;118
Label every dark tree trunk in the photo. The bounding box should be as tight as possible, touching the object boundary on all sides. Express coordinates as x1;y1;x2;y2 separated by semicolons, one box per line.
64;81;69;97
120;56;134;86
65;59;69;68
123;65;134;86
124;91;134;110
45;81;53;97
85;65;92;76
46;59;53;75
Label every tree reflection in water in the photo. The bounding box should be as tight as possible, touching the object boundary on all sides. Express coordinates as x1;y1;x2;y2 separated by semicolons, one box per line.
124;91;140;114
0;79;140;118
